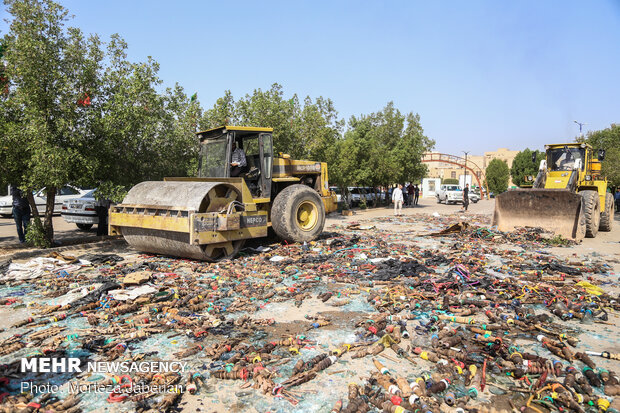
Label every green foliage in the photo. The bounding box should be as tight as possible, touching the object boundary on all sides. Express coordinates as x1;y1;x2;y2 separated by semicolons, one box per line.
199;84;343;164
600;146;620;187
358;198;367;210
1;0;200;244
442;178;459;185
584;124;620;186
1;0;105;242
545;234;574;247
510;148;545;187
94;182;127;203
331;102;433;189
485;159;510;194
25;217;51;248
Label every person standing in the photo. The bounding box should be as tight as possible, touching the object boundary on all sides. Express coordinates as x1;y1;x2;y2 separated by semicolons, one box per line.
392;184;404;216
414;184;420;206
11;185;31;243
461;184;470;212
615;188;620;212
95;195;111;236
407;184;414;207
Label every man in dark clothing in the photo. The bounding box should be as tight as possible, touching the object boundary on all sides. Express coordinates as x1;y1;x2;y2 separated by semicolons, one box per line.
615;188;620;212
414;185;420;206
95;197;111;236
11;186;31;243
407;184;414;207
461;184;470;212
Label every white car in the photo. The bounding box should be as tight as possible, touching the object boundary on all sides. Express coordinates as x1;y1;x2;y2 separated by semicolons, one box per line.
469;190;480;203
436;185;464;205
61;189;99;230
349;187;367;206
0;185;91;217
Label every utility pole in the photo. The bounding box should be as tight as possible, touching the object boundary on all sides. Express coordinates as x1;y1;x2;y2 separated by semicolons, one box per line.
573;120;587;138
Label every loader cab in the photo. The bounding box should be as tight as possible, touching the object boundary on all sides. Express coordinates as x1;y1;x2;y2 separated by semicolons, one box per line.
197;126;274;198
547;145;585;172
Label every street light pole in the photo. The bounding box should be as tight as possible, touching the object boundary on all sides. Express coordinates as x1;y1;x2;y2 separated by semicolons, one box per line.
462;151;469;187
573;120;587;138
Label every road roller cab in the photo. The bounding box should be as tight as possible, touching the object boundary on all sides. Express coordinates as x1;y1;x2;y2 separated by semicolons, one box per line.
197;126;274;198
109;126;338;261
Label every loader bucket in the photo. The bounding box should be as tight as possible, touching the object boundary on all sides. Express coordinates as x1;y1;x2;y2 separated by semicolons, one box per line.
492;189;585;240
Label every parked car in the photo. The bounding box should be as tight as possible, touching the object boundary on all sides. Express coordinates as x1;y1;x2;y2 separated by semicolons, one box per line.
61;189;98;230
364;187;382;204
0;185;90;218
436;185;464;205
468;190;480;203
329;187;352;206
349;187;365;206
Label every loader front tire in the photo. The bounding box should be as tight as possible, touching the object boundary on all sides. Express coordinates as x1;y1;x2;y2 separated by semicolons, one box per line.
581;190;600;238
599;192;614;232
272;184;326;243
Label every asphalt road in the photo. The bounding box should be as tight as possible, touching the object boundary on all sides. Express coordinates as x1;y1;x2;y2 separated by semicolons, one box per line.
0;214;100;249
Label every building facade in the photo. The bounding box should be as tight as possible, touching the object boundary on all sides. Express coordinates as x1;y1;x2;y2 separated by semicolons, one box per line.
424;148;520;188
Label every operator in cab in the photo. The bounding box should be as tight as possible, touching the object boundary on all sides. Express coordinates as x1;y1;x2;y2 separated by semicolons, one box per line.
230;141;247;177
553;147;582;171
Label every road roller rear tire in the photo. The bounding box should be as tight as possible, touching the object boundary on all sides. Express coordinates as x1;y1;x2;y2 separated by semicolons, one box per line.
581;190;600;238
272;184;326;243
599;192;614;232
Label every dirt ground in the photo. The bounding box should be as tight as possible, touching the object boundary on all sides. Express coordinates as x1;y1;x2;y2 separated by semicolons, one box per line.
1;197;619;413
3;197;618;257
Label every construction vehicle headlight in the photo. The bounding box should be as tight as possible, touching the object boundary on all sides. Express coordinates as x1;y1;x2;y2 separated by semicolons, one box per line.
526;176;533;182
580;143;586;148
585;175;592;181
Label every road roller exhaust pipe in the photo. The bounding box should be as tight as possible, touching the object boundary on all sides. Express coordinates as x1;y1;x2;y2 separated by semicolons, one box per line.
493;189;585;240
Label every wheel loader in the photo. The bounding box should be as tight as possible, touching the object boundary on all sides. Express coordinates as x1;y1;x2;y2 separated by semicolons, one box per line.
109;126;337;261
493;143;614;240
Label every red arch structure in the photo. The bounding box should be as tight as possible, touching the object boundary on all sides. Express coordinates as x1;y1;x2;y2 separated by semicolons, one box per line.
421;153;490;199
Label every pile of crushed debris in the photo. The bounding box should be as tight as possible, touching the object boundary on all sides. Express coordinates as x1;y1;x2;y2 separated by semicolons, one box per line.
0;214;618;413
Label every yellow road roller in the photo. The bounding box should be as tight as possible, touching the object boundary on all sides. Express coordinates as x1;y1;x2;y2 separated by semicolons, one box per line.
109;126;337;261
493;143;614;240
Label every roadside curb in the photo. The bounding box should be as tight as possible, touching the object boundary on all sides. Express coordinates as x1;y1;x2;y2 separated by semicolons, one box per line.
2;237;127;261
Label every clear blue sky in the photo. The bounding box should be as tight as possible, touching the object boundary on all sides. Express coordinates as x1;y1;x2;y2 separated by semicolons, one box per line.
2;1;619;155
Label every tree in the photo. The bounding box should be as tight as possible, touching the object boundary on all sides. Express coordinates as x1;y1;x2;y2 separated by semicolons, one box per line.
93;36;201;191
332;102;434;192
1;0;201;245
583;124;620;187
485;159;510;194
1;0;104;245
199;83;344;163
510;148;545;187
199;90;237;129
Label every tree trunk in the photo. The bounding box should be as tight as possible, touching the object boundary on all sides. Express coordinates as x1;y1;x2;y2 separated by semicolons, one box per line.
26;190;40;219
44;187;56;243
